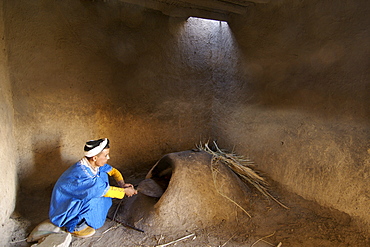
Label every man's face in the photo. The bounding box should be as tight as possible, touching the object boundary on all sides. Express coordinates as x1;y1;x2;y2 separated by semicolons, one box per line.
95;148;110;167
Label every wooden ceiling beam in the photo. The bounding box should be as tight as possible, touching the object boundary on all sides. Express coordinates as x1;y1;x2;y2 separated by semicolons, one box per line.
119;0;231;20
164;0;248;14
118;0;272;20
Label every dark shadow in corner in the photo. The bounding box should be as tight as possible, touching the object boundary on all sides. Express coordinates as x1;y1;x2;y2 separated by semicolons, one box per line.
14;136;64;230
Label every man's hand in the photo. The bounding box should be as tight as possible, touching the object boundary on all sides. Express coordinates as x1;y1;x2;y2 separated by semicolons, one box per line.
117;180;134;188
124;187;138;197
117;180;137;197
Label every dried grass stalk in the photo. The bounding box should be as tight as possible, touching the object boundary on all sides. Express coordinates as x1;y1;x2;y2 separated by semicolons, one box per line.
155;233;195;247
251;231;276;247
197;141;289;210
211;163;252;218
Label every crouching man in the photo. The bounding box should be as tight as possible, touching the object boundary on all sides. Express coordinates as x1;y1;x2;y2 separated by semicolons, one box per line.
49;138;137;238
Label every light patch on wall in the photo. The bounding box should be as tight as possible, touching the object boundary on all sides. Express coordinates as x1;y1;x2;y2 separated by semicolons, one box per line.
176;16;239;74
173;16;243;108
179;17;241;87
185;17;230;45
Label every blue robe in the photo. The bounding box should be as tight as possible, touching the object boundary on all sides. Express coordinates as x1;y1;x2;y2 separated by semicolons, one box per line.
49;159;113;232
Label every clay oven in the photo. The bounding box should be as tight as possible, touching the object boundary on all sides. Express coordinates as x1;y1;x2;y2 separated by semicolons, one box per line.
110;150;251;234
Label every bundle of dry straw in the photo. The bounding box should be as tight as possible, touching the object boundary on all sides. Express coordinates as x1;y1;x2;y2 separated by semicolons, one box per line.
197;141;288;209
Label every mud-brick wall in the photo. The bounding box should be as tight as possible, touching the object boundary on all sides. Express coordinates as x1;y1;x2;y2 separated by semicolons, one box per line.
3;0;369;240
0;1;18;245
215;0;370;232
3;0;234;196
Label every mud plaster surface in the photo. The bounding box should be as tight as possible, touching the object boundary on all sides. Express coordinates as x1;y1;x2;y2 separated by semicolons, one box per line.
2;0;369;240
9;178;369;247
